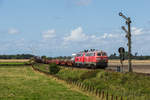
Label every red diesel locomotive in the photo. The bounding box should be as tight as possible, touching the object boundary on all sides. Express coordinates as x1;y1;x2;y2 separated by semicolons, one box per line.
34;49;108;69
74;50;108;68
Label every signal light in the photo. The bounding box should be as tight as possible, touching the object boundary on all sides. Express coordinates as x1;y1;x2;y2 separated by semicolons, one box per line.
119;12;123;16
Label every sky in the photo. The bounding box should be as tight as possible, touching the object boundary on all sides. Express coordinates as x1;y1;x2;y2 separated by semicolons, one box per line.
0;0;150;57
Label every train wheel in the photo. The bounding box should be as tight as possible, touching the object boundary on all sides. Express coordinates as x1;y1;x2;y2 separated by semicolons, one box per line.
80;63;84;68
75;63;78;67
103;63;108;69
91;64;96;69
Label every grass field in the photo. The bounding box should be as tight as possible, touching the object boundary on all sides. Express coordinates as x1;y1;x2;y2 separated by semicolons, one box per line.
0;62;31;66
0;66;93;100
0;59;29;62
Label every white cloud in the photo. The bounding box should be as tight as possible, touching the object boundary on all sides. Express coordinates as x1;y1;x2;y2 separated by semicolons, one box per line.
8;28;19;34
77;0;92;6
63;27;120;48
132;27;144;35
62;27;123;56
42;29;56;39
64;27;88;42
101;33;118;39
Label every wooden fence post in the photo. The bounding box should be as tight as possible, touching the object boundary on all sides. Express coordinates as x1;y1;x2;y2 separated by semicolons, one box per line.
102;91;104;99
90;86;92;92
87;85;90;91
80;83;82;88
71;80;72;84
92;86;94;94
106;92;108;100
111;95;113;100
83;84;85;90
78;82;80;87
78;82;80;88
78;82;81;88
85;85;88;91
76;81;78;86
75;81;77;86
81;83;84;89
81;83;83;89
116;96;118;100
80;83;83;89
84;84;87;90
121;96;123;100
99;90;101;98
95;89;98;96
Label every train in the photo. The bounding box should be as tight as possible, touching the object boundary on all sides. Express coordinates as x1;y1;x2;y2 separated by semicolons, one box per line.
34;49;108;69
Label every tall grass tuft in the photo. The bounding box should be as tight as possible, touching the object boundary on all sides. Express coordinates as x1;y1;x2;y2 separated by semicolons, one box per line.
49;63;60;74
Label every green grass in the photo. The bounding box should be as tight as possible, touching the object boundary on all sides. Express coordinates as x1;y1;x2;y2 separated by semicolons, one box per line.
34;63;49;72
34;64;150;100
0;65;93;100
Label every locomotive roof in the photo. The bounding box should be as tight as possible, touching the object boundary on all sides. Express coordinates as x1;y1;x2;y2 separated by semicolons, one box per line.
77;50;105;54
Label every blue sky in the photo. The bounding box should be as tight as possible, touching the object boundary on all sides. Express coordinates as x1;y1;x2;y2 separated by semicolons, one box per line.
0;0;150;56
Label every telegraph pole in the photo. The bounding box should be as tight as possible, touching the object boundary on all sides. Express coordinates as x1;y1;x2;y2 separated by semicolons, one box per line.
119;12;133;72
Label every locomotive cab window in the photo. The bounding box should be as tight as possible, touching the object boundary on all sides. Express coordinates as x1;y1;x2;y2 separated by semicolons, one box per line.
97;52;101;56
77;54;81;57
102;52;107;56
97;52;107;56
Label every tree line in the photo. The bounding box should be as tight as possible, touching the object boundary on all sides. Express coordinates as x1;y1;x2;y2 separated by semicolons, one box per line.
109;52;150;60
0;54;34;59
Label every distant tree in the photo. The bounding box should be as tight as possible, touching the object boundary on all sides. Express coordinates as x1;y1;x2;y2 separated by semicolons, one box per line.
41;55;47;63
0;54;34;59
41;56;46;59
47;57;52;60
135;52;138;57
109;52;119;59
114;53;116;56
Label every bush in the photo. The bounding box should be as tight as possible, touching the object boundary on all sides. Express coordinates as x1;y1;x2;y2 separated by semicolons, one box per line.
49;63;60;74
80;71;98;80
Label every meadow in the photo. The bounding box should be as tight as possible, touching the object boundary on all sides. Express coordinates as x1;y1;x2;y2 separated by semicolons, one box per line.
33;63;150;100
0;65;93;100
0;59;29;62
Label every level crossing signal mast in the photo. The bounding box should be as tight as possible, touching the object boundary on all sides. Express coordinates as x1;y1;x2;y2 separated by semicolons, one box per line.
119;12;133;72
